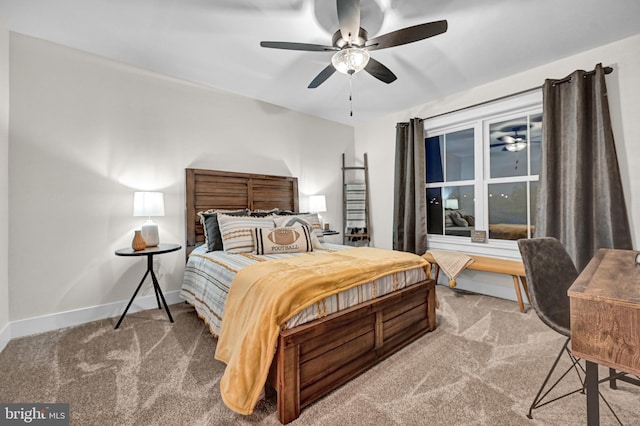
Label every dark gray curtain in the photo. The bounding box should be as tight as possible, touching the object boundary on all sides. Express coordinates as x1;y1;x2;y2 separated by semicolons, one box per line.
393;118;427;254
535;63;632;271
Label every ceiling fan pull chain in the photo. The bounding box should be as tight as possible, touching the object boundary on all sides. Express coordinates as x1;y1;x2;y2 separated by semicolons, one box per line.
349;74;353;117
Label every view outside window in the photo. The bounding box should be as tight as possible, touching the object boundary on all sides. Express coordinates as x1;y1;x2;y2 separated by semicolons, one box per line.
487;113;541;239
425;100;541;242
426;129;475;237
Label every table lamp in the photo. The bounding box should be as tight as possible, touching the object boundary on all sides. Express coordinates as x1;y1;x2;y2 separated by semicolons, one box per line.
309;194;327;229
309;195;327;214
444;198;459;210
133;191;165;247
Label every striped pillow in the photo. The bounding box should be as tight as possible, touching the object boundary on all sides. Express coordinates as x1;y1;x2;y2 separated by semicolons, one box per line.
198;209;249;252
217;214;275;253
254;225;313;255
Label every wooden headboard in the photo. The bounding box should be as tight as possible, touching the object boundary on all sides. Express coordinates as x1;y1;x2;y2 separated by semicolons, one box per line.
185;168;299;255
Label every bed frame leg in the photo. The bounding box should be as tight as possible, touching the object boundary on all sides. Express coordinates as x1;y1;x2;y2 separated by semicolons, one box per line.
427;287;437;331
276;337;301;424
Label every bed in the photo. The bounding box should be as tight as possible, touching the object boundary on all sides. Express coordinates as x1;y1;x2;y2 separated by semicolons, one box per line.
183;168;437;424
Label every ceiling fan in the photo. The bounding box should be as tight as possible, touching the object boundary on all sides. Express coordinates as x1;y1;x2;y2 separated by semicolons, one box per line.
491;126;537;152
260;0;448;88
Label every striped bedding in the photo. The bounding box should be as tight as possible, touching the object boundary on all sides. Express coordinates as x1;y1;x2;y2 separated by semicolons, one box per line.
180;243;428;336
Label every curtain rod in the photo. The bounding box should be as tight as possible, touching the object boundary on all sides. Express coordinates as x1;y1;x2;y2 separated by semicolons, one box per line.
550;65;613;86
425;65;613;121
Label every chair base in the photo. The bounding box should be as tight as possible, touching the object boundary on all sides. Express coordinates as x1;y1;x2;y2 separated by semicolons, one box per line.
527;337;584;419
528;338;635;423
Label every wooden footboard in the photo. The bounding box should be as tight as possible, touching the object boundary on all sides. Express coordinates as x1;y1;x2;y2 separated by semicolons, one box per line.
268;278;437;424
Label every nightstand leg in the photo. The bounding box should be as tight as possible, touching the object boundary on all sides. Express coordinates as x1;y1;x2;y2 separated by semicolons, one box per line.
115;269;150;329
150;269;174;323
148;255;162;309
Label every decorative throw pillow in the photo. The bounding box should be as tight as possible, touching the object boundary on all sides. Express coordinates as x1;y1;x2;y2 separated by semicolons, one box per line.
464;214;475;226
276;210;309;216
217;214;275;253
274;214;324;248
254;225;313;255
198;209;249;252
249;208;280;217
445;213;454;227
449;210;469;227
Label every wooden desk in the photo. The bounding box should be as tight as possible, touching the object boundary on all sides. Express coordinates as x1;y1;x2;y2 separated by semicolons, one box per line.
568;248;640;425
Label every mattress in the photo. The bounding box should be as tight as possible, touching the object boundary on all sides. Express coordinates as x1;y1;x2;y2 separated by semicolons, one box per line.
180;243;428;336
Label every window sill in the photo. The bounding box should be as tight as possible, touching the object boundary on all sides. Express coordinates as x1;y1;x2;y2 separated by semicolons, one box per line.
426;234;521;260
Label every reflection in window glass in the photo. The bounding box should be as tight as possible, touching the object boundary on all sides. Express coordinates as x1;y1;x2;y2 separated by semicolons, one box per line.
490;117;528;178
530;113;542;175
443;185;474;237
425;93;542;243
426;187;443;235
488;182;533;240
446;129;474;182
426;136;444;183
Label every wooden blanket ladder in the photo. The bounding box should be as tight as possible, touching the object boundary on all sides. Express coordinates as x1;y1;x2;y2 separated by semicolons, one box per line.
342;153;370;246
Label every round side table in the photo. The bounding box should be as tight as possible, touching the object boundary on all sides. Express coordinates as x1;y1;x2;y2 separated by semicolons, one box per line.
114;243;181;329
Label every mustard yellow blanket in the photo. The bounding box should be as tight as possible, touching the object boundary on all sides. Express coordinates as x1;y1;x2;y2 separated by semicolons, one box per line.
214;247;429;415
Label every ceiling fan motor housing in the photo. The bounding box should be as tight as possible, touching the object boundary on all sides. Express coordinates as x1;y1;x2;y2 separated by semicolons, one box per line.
333;27;368;48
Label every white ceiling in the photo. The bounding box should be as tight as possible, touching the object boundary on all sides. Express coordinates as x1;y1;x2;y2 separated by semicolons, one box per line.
1;0;640;126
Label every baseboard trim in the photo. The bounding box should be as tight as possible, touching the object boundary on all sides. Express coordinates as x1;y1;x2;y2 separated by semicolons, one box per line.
9;290;184;340
0;321;10;353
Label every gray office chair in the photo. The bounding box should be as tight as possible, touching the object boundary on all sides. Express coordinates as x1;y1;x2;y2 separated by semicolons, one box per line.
518;237;630;421
517;237;581;418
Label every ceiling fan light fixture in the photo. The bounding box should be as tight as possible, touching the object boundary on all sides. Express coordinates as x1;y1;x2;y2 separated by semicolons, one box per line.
504;141;527;152
332;47;370;75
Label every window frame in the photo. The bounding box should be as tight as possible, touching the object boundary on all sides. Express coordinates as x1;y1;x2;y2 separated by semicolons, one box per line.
424;90;543;258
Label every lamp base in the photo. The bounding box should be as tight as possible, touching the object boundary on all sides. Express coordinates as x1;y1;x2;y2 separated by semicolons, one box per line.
141;220;159;247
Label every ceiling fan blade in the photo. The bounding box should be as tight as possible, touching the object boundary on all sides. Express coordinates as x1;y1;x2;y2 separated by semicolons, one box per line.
364;58;397;84
308;64;336;88
497;135;516;144
260;41;338;52
365;20;448;51
337;0;360;44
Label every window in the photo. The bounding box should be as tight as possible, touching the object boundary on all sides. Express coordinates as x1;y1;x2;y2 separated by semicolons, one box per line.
424;91;542;252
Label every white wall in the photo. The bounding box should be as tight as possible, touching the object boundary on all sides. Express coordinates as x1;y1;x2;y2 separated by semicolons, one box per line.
8;33;353;323
0;18;10;349
355;34;640;299
356;34;640;251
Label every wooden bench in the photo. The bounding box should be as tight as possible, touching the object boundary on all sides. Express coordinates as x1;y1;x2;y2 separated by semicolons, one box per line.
423;252;531;313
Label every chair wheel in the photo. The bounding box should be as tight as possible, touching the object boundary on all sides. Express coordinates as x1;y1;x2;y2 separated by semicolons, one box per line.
526;414;533;420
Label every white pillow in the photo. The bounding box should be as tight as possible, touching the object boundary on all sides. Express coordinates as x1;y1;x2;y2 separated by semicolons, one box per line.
217;214;275;253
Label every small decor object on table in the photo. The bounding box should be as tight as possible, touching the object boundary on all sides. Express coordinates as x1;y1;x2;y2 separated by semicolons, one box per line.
131;230;146;251
114;243;181;329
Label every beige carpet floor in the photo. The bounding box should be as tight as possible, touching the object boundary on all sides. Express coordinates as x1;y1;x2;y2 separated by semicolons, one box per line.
1;286;639;425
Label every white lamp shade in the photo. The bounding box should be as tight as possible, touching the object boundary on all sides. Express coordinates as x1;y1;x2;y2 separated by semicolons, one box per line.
133;192;165;217
308;195;327;213
444;199;459;210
